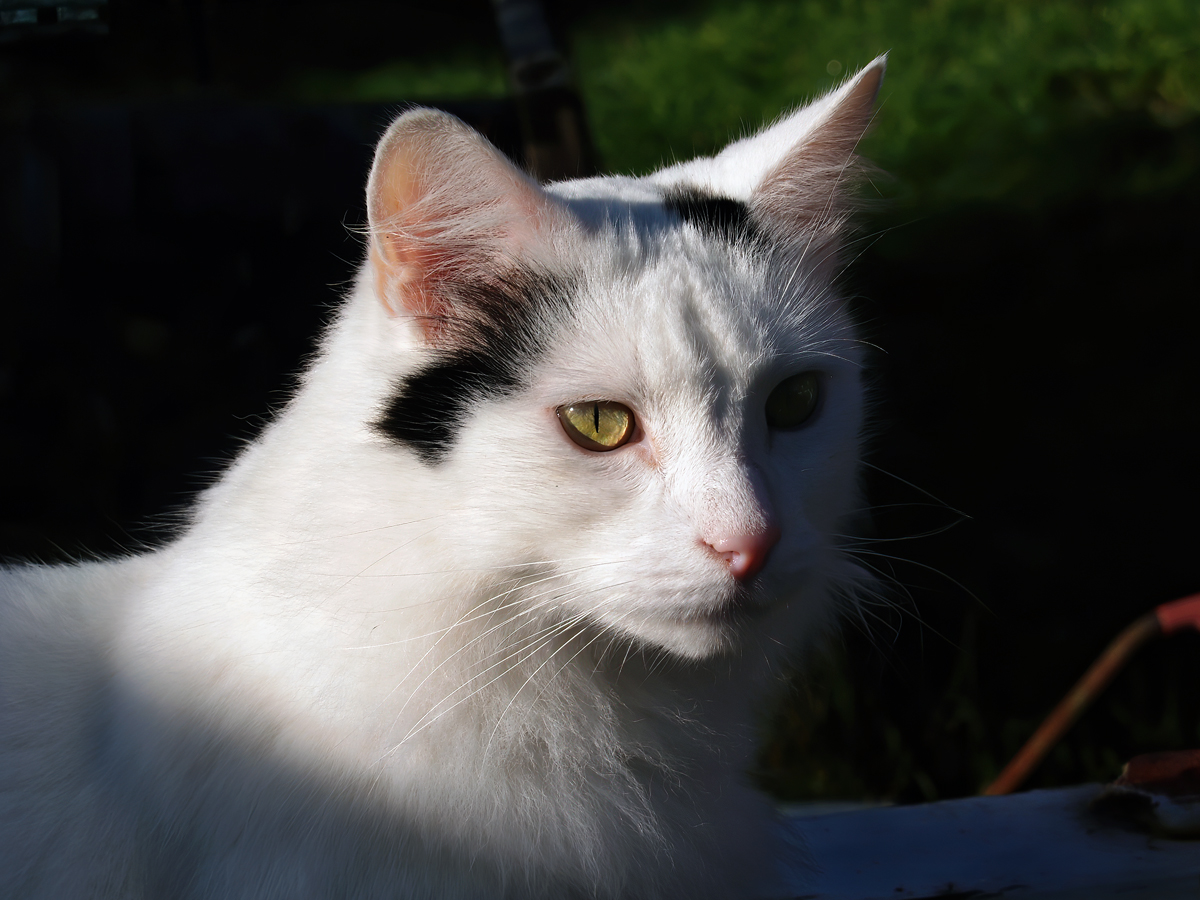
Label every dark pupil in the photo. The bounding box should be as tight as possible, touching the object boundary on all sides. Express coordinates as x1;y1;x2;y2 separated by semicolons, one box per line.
766;373;819;428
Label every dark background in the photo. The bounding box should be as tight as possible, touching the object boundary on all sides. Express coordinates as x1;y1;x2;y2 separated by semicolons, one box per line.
2;0;1198;803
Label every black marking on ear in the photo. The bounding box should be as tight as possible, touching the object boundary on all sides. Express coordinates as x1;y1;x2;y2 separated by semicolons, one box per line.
372;271;574;464
663;187;764;244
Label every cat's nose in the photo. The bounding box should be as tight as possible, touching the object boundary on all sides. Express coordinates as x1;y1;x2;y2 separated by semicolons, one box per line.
709;526;782;582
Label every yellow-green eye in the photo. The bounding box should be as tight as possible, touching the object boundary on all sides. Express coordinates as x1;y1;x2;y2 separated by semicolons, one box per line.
765;372;821;429
557;401;635;451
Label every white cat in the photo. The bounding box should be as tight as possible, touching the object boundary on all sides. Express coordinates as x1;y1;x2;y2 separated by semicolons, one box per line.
0;57;884;899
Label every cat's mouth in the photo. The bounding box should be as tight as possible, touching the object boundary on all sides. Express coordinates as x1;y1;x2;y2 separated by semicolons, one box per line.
607;583;771;659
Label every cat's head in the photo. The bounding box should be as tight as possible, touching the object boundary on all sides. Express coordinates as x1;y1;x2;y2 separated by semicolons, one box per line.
359;59;884;661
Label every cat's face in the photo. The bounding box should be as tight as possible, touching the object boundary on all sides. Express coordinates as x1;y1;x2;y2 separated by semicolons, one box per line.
434;227;863;660
362;59;884;661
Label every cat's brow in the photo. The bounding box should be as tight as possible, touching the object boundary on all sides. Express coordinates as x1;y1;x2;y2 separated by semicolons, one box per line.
372;271;576;464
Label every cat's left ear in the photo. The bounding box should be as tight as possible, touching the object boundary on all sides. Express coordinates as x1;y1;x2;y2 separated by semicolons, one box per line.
748;56;885;245
658;55;885;254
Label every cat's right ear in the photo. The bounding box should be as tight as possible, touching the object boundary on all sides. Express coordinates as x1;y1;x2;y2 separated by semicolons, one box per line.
366;109;573;347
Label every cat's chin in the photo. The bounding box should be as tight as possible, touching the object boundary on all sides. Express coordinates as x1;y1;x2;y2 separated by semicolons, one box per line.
605;601;760;661
592;574;792;660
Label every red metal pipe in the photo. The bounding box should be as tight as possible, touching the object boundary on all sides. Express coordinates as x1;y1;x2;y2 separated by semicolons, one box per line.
983;592;1200;797
1156;592;1200;635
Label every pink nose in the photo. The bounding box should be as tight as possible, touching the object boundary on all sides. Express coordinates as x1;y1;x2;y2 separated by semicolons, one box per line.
708;526;782;582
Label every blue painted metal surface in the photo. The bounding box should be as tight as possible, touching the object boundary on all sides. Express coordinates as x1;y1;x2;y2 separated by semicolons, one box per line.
777;784;1200;899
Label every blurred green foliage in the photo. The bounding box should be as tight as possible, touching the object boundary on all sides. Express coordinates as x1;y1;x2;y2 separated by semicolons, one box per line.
294;0;1199;211
573;0;1199;209
292;54;508;104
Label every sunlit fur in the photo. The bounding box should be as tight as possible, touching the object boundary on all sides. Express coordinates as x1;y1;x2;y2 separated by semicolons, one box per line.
0;59;884;899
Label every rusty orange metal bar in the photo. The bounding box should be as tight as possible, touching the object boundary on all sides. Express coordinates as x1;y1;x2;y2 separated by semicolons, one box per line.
983;592;1200;797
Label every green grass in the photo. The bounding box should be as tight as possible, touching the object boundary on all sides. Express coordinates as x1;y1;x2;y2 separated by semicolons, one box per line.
573;0;1199;209
294;0;1198;212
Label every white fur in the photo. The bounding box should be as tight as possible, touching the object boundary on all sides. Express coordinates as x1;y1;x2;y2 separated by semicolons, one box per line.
0;59;884;899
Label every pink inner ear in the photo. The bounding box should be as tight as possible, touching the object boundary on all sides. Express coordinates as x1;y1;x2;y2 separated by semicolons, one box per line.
364;110;571;346
367;157;461;330
369;238;448;330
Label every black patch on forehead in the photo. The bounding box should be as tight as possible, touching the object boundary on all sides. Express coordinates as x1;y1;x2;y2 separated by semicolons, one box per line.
663;187;763;244
372;272;573;464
